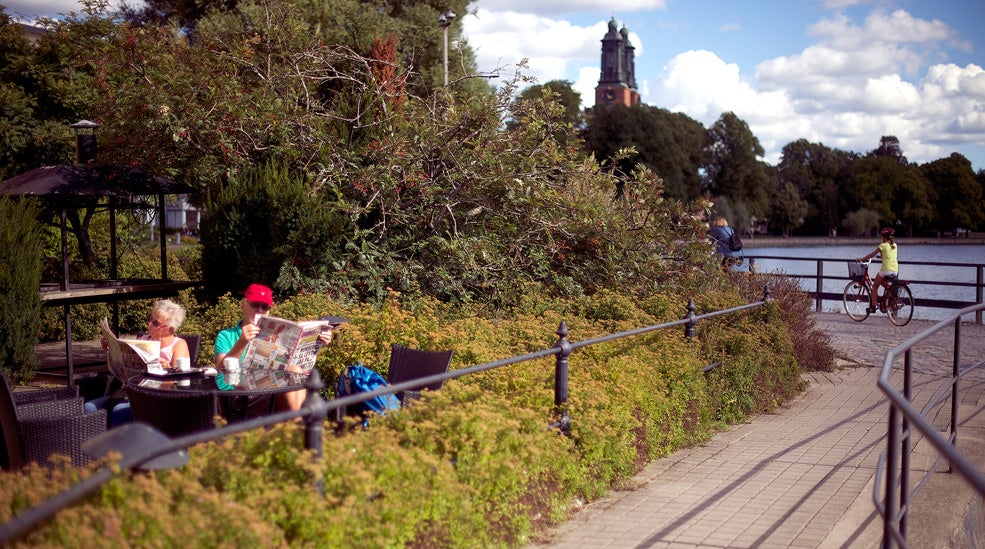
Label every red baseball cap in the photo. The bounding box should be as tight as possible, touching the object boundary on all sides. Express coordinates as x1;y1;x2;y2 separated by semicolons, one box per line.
244;283;273;306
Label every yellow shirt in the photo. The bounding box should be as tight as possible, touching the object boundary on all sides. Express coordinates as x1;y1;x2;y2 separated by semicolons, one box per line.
879;242;898;272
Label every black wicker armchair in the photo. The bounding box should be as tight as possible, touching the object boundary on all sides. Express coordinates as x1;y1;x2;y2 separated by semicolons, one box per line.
0;376;106;470
11;385;79;406
125;382;219;438
386;344;455;405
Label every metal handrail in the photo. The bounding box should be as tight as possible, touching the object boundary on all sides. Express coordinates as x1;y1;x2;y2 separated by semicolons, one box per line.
0;287;772;544
872;302;985;548
745;254;985;324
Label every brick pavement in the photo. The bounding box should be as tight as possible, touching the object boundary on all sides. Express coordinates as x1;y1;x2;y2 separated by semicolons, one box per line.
530;312;985;548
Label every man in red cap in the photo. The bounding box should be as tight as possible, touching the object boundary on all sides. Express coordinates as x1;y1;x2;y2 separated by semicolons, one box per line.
214;283;332;412
214;283;275;367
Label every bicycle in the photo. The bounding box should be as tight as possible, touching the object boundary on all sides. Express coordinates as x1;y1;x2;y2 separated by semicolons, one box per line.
843;259;914;326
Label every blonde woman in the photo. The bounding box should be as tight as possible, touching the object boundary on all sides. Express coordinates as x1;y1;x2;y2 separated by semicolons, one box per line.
89;299;190;426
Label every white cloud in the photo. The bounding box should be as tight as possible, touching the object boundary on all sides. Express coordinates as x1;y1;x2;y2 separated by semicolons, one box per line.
472;0;666;15
465;9;605;83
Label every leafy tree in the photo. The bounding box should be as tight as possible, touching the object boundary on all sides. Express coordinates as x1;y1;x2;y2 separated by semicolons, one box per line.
841;208;880;236
871;135;907;166
703;111;770;218
775;139;857;235
768;175;809;238
583;104;706;202
515;80;583;129
122;0;490;98
848;147;934;235
200;162;351;301
920;153;984;233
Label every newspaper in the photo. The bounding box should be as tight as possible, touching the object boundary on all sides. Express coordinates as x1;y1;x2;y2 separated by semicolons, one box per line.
242;315;345;373
99;317;163;377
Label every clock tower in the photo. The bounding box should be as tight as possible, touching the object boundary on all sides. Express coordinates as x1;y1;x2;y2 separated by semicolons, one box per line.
595;18;640;108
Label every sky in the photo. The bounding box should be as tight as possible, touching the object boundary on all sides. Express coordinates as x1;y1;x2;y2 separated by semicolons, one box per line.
6;0;984;171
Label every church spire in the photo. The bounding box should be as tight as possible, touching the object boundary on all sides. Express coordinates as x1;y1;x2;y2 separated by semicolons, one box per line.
595;18;640;107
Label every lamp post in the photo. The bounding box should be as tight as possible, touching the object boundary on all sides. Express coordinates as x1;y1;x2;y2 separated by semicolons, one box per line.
438;9;455;87
70;119;99;165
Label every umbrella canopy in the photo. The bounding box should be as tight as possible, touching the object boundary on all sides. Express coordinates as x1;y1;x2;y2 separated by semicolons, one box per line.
0;164;198;200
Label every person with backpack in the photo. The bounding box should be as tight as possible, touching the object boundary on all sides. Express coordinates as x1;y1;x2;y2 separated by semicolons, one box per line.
708;215;744;270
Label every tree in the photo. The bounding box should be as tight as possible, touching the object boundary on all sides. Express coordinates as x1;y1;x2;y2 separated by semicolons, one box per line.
515;80;583;129
768;177;809;238
842;208;880;236
920;153;984;233
775;139;857;235
871;135;907;166
703;112;770;218
583;104;706;202
849;141;935;235
0;198;43;380
0;2;121;265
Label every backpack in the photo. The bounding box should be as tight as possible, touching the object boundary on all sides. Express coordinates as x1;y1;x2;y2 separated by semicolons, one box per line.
727;229;743;252
336;362;401;416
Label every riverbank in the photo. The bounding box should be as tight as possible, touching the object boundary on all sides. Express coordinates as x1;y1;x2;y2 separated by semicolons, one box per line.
743;234;985;248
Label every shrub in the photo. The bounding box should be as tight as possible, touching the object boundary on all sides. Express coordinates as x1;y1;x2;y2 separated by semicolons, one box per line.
0;284;824;547
0;198;43;380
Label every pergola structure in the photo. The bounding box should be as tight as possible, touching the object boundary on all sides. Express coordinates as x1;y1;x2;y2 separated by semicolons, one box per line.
0;122;201;385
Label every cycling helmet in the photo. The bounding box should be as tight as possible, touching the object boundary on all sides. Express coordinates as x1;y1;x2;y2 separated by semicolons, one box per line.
880;227;895;237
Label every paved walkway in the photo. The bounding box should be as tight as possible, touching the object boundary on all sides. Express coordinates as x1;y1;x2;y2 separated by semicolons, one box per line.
530;312;985;548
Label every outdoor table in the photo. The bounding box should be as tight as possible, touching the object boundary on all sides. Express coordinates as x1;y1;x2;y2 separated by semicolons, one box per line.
128;368;309;421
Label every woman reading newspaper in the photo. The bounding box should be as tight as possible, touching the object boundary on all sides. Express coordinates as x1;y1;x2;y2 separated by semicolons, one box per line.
88;299;191;427
214;284;335;412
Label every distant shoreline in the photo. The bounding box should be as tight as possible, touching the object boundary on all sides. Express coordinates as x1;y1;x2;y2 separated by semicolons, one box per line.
743;235;985;248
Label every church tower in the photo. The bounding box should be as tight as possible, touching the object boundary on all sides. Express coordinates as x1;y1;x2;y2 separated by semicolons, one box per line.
595;18;640;107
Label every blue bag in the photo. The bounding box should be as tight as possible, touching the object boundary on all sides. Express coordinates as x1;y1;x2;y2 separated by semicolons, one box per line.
336;362;401;415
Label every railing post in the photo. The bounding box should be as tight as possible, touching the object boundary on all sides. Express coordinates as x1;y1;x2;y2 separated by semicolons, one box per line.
815;259;824;313
950;319;962;474
762;283;772;324
977;266;983;324
684;299;697;341
885;405;900;547
303;369;329;495
550;322;572;434
899;349;914;541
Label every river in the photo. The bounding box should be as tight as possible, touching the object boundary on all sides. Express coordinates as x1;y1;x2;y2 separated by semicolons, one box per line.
744;242;985;321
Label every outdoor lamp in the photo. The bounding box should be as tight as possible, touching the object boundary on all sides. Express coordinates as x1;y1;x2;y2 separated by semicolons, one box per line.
438;10;456;86
69;119;99;165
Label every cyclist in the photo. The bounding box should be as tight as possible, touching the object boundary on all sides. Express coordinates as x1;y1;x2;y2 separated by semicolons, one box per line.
857;227;899;313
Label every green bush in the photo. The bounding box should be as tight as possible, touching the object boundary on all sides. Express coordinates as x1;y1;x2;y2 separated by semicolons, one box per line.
0;286;822;547
0;197;43;380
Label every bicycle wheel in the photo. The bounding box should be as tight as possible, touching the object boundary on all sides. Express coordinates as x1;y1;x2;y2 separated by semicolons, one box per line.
887;284;914;326
843;281;871;321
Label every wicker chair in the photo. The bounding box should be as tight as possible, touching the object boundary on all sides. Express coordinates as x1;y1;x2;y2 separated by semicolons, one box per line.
124;382;219;438
386;344;455;405
0;375;106;470
12;385;79;406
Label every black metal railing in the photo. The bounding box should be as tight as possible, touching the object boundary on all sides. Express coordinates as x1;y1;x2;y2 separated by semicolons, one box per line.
746;255;985;324
0;287;772;544
872;302;985;548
